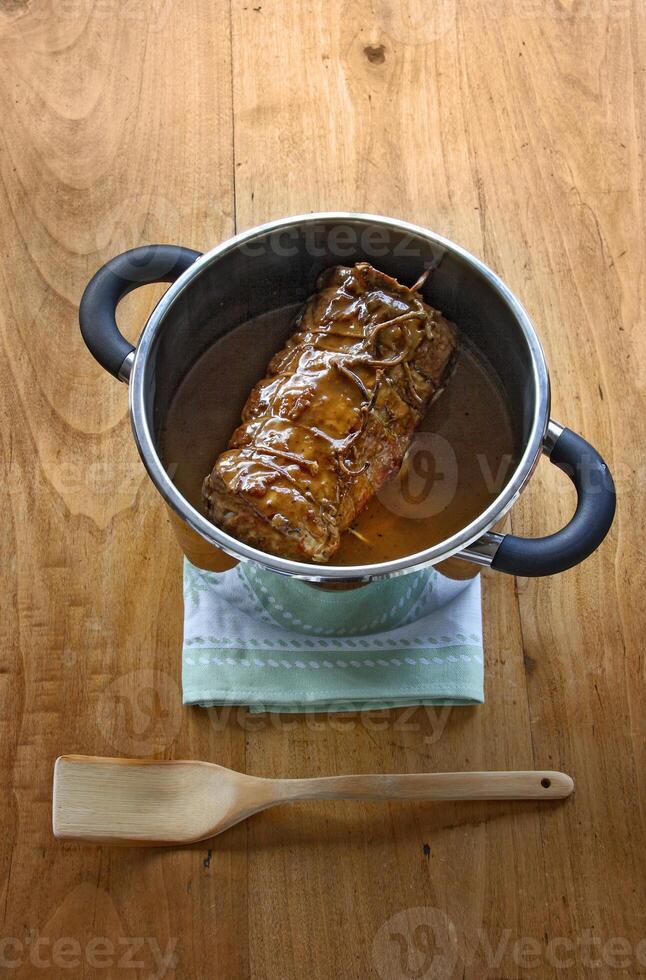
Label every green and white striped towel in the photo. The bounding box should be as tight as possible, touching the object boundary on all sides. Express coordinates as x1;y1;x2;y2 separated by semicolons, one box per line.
182;559;483;713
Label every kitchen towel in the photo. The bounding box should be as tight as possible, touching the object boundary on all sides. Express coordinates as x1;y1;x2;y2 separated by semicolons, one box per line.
182;559;483;713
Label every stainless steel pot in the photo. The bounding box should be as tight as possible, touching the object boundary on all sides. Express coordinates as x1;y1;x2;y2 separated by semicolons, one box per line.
80;213;615;583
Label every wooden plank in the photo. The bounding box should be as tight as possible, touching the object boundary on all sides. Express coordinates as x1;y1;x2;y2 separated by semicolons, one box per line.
230;1;645;978
0;2;245;977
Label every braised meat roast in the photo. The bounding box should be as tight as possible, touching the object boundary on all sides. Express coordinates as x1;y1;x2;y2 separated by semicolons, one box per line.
203;263;458;562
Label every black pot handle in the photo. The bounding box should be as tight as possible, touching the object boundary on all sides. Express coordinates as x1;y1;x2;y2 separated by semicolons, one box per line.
79;244;202;381
481;423;615;577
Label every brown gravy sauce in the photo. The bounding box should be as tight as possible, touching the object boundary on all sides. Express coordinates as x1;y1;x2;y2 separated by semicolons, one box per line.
161;305;517;566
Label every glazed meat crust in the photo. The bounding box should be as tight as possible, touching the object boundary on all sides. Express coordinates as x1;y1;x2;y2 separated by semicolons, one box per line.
203;263;458;562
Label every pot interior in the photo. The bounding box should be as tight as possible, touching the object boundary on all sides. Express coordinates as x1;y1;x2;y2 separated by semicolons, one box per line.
140;216;543;570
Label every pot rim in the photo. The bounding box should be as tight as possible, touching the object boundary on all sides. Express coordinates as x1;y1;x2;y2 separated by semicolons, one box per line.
129;211;550;582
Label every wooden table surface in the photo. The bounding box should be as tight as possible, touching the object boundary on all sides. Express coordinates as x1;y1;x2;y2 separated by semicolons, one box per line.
1;2;644;978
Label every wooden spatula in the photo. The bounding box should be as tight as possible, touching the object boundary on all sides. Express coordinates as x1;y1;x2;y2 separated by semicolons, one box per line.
52;755;574;845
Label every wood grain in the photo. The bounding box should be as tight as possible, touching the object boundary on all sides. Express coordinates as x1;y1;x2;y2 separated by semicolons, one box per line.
0;0;643;977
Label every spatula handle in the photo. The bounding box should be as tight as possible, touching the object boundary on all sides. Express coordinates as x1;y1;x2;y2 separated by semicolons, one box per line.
276;770;573;802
